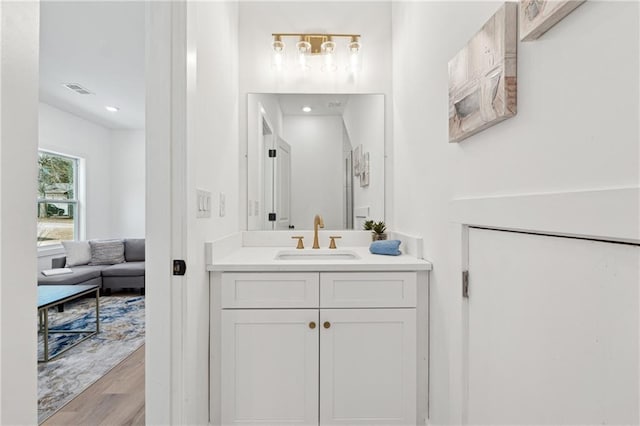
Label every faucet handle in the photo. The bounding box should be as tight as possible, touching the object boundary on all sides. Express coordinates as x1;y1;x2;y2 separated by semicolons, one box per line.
292;236;305;249
328;236;342;249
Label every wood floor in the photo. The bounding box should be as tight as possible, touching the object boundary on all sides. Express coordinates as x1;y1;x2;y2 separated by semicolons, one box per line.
43;345;145;426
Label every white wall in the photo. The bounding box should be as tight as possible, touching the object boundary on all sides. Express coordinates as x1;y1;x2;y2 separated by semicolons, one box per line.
39;102;112;240
239;1;393;230
0;1;39;423
391;1;639;423
283;115;343;229
342;94;384;225
184;2;239;423
110;130;145;238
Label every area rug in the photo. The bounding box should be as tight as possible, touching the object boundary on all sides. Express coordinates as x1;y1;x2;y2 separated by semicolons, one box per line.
38;294;145;423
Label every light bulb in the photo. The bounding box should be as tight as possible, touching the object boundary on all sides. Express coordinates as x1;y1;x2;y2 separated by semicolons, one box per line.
321;39;337;72
271;36;285;71
347;39;362;73
296;40;311;71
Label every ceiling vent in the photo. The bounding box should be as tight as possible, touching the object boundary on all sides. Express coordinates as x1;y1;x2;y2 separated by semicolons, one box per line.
63;83;93;95
328;101;343;108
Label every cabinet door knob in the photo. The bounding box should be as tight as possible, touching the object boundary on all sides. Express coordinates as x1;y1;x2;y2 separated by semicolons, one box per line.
323;321;331;329
309;321;316;329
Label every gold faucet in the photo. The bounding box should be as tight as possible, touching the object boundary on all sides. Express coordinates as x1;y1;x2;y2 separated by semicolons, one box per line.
312;214;324;249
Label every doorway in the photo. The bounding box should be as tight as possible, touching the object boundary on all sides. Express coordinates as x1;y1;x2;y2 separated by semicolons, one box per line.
37;2;146;423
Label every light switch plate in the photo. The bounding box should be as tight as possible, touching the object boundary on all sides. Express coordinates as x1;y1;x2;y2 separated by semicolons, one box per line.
196;189;212;218
219;192;226;217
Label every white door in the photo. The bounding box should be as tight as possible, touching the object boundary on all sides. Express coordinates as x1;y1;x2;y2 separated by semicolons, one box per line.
465;228;639;424
222;309;320;425
274;137;292;230
319;309;416;425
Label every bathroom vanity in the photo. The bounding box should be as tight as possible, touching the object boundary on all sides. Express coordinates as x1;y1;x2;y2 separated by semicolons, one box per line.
207;231;432;425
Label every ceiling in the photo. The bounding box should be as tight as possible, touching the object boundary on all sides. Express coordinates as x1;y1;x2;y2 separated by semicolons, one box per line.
277;94;350;116
39;1;145;130
39;4;350;129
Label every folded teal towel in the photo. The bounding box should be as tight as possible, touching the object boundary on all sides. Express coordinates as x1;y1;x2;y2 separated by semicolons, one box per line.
369;239;402;256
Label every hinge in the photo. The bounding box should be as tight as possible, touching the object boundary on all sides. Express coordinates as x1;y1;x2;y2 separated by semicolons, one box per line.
462;270;469;298
268;212;276;222
173;259;187;276
268;149;276;158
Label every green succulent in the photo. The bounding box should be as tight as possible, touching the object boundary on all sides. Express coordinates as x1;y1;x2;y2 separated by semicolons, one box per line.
371;221;387;235
363;220;374;231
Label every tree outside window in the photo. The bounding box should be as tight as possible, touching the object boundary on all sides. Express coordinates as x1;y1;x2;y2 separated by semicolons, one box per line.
37;151;79;246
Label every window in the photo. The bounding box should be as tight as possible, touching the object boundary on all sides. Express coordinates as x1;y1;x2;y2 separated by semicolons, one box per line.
37;151;79;246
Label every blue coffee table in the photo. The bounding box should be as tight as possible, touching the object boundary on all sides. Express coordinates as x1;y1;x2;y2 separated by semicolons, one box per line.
38;285;100;362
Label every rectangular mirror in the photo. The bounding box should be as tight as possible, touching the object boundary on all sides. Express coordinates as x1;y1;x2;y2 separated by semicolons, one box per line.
247;93;384;231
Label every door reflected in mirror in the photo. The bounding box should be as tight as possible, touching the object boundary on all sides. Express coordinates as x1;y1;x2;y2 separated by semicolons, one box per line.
247;93;384;231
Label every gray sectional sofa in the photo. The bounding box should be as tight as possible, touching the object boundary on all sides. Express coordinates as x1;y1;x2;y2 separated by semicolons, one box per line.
38;238;145;295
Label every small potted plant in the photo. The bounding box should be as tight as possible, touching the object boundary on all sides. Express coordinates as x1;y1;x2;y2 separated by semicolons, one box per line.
363;220;374;232
364;220;387;241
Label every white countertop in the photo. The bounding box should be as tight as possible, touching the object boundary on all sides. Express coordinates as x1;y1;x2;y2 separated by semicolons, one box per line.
207;245;432;272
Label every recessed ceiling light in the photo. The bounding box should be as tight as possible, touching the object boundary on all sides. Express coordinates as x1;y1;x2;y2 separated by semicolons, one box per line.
302;106;312;113
105;106;120;113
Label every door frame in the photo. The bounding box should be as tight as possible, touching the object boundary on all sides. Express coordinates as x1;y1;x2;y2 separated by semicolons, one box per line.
0;2;40;424
0;2;194;423
145;1;189;424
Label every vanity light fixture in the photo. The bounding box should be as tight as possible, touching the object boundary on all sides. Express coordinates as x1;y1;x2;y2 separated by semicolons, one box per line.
271;33;362;73
296;37;312;70
347;35;363;73
271;35;286;71
320;36;337;72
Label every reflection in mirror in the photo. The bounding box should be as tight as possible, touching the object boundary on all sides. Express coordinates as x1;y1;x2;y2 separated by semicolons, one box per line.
247;94;384;231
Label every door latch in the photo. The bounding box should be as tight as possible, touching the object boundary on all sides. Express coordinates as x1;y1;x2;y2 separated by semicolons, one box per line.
173;259;187;276
462;270;469;298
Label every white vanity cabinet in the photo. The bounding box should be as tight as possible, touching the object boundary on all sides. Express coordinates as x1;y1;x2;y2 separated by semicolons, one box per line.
220;271;419;426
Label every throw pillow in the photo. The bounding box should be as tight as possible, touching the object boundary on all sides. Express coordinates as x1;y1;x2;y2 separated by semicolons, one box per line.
61;241;92;267
124;238;145;262
88;239;125;265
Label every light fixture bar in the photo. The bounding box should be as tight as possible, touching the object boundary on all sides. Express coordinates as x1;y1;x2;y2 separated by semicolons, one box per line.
273;33;360;55
272;33;361;38
271;33;362;73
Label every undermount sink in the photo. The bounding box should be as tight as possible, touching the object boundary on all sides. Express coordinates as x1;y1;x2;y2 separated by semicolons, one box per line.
275;249;360;261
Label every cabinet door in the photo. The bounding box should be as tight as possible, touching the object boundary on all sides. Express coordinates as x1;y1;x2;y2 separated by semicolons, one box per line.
466;228;639;424
319;309;416;425
222;310;319;425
